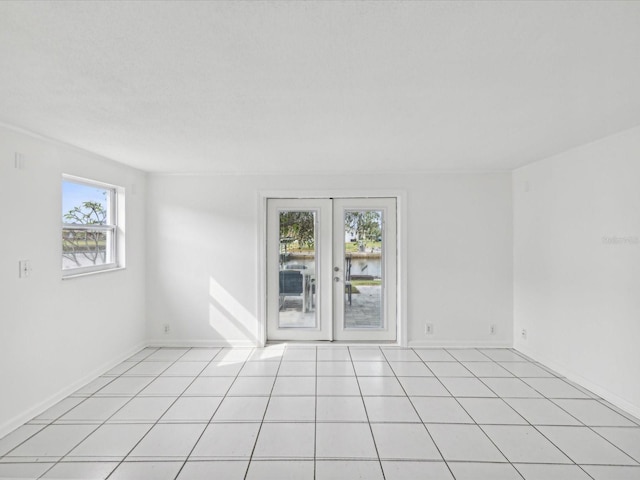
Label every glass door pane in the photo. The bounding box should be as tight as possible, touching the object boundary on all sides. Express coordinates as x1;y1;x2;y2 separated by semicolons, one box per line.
344;210;384;329
267;197;395;343
267;198;332;342
278;210;317;328
333;198;396;342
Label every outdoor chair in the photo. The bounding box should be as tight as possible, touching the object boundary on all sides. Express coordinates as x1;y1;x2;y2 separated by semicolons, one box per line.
279;269;304;310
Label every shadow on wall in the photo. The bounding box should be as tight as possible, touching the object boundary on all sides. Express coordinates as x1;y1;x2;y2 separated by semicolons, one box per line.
209;276;258;345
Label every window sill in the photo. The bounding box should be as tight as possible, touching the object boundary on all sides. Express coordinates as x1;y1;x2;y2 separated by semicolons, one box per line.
62;266;126;280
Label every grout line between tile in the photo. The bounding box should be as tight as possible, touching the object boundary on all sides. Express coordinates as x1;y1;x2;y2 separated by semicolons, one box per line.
2;346;639;480
349;346;387;480
103;346;230;480
240;346;286;480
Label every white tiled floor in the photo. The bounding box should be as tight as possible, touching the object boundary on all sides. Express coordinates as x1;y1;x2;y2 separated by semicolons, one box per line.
1;346;639;479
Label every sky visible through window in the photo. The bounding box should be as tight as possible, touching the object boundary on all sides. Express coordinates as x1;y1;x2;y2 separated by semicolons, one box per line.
62;181;108;222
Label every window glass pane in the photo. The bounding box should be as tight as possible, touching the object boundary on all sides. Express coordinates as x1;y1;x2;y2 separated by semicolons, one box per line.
278;210;317;328
62;181;111;225
62;178;117;273
62;228;112;270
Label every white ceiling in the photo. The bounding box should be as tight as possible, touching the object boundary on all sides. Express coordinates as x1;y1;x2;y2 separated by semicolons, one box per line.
1;1;639;175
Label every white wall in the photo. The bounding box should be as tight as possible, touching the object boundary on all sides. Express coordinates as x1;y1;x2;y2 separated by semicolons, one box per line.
514;126;640;418
146;172;513;347
0;126;147;437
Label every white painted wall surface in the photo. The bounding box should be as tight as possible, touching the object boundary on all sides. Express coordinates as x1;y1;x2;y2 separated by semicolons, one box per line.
0;126;147;437
146;172;513;348
514;126;640;418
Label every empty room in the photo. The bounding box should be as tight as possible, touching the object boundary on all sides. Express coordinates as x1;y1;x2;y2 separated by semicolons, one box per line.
0;1;639;479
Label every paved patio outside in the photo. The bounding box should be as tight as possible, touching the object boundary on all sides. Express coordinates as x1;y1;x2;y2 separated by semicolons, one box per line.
278;285;381;329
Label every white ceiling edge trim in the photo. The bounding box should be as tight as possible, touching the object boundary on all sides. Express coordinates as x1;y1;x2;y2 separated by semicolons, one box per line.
147;168;512;177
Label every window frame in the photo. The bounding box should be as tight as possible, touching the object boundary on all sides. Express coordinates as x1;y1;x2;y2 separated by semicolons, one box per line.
61;175;123;277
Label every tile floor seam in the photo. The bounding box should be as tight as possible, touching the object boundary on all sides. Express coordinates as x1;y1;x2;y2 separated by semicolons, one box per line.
490;367;624;479
553;397;640;428
35;347;182;479
171;348;248;479
539;401;640;468
520;381;637;469
313;347;317;480
416;348;596;479
241;347;285;480
348;346;387;479
387;347;458;480
102;346;232;480
445;352;543;478
450;350;590;477
2;346;639;480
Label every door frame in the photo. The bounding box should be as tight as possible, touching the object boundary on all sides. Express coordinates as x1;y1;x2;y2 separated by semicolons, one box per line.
266;198;333;342
257;189;407;347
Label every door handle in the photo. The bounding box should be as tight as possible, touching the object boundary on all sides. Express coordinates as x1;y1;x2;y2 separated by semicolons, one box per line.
334;267;340;272
334;277;341;282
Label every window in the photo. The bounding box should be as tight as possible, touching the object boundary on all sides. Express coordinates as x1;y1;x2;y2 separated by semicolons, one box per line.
62;175;122;276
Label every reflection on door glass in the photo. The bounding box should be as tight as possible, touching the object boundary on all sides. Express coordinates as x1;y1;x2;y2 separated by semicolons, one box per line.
278;211;317;328
344;210;383;329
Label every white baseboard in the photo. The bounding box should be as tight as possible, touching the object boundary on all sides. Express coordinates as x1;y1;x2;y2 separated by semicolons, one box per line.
0;341;147;440
515;346;640;421
153;339;514;349
147;338;257;348
408;340;513;348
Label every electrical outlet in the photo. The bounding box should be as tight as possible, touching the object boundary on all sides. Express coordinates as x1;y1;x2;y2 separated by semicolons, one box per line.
521;329;527;340
490;324;496;335
425;323;434;335
163;324;170;334
18;260;31;278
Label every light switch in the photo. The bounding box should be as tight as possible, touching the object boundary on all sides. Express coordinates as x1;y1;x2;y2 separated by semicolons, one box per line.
15;153;25;170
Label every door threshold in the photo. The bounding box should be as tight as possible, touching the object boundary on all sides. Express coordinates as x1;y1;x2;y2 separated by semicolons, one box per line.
266;340;399;347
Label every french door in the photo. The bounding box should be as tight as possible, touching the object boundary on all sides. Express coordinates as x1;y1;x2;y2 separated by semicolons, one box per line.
266;197;396;342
